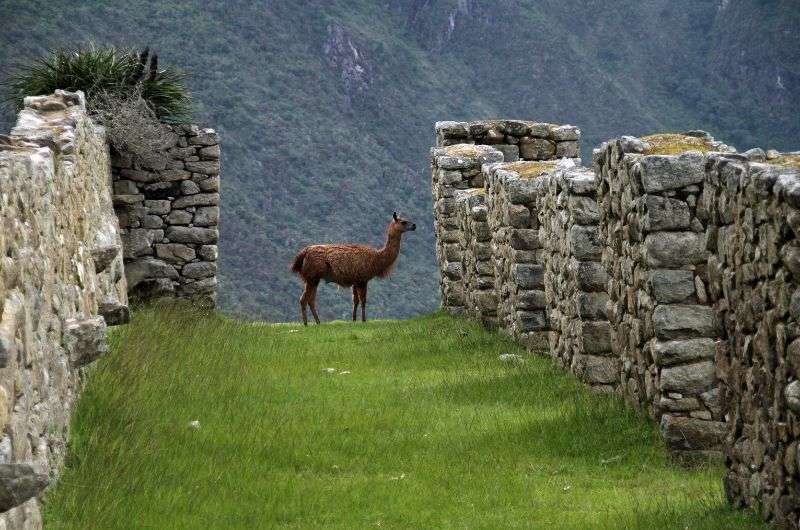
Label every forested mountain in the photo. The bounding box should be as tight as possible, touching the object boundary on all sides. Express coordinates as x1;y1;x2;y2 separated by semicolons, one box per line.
1;0;798;321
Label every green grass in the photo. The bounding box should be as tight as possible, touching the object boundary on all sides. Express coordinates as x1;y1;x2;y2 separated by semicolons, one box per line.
43;305;765;529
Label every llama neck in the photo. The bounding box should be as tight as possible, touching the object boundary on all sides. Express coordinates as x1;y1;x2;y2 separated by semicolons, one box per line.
376;230;402;273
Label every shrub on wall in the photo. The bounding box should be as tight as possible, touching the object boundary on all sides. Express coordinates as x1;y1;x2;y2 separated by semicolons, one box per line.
3;45;192;155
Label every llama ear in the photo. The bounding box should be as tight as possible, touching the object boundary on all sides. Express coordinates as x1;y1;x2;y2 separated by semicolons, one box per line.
393;211;398;221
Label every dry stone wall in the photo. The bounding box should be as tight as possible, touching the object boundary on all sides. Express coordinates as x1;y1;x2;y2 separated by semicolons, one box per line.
435;120;580;164
431;144;503;314
0;90;127;529
432;119;800;526
699;150;800;526
540;163;615;390
431;119;581;345
455;190;497;326
111;125;220;305
484;161;554;347
594;132;735;454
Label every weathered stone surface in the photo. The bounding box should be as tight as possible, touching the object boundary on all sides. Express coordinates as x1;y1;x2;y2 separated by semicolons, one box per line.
575;261;608;292
155;243;196;263
91;245;120;273
181;180;200;195
572;354;618;384
569;225;602;260
660;360;715;394
643;195;691;231
185;160;220;175
660;415;727;451
124;258;179;289
165;226;219;245
193;206;220;227
144;199;171;215
649;269;695;303
552;125;580;142
581;321;612;354
652;338;716;366
167;210;193;225
639;152;705;192
182;261;217;279
555;141;579;158
180;277;218;297
644;232;707;267
568;196;600;224
519;137;555;160
172;193;219;209
493;144;520;162
98;301;130;326
199;176;220;192
653;305;715;339
0;464;50;512
513;264;544;289
62;317;108;367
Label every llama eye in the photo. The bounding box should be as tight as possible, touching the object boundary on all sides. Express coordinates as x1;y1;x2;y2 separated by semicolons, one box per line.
401;221;408;225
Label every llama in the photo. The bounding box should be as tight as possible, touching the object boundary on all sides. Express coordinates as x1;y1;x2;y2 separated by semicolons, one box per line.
291;212;417;324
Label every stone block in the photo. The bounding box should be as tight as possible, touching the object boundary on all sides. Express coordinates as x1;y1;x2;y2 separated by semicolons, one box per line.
660;360;715;394
572;354;618;384
643;195;691;231
513;264;544;289
660;415;726;451
644;232;707;267
649;269;695;303
653;305;715;339
652;338;715;366
639;152;705;192
62;317;108;367
165;226;219;245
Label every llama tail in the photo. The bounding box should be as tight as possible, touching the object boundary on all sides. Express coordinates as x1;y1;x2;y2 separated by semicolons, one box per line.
291;247;308;276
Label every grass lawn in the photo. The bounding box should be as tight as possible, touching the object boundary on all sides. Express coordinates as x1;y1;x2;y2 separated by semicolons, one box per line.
43;305;764;529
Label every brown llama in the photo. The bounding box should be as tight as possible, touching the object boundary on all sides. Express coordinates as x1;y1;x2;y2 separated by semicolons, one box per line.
290;212;417;325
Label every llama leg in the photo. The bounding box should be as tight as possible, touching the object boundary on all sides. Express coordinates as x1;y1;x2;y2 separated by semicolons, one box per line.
308;281;321;324
360;284;368;322
300;283;310;325
351;286;359;321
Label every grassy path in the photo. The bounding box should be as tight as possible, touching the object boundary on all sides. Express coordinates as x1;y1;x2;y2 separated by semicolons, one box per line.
44;306;763;529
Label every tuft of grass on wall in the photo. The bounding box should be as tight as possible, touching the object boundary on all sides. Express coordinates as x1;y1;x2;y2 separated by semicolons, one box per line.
43;305;766;529
4;45;191;123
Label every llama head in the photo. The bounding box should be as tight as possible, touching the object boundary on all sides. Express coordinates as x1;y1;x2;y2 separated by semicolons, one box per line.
390;211;416;234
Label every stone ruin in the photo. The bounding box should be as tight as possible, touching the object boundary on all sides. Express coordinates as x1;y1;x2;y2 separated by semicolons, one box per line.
0;90;221;528
431;119;800;527
111;126;220;305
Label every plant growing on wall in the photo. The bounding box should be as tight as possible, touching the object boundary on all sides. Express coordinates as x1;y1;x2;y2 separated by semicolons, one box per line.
3;45;192;157
4;45;192;122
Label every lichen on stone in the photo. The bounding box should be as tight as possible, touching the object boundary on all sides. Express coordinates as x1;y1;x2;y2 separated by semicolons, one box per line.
504;160;557;178
640;133;716;155
770;154;800;170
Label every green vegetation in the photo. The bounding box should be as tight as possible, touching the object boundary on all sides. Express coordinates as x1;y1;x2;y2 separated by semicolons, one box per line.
44;305;765;529
4;45;191;122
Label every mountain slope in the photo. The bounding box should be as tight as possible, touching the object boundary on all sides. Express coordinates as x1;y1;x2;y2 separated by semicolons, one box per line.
1;0;797;321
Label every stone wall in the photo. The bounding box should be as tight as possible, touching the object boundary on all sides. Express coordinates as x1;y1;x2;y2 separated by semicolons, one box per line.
431;120;581;340
484;160;554;347
0;91;126;529
540;163;615;390
455;190;496;326
435;120;580;164
594;132;734;455
431;144;503;314
700;150;800;526
432;120;800;525
111;125;220;305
